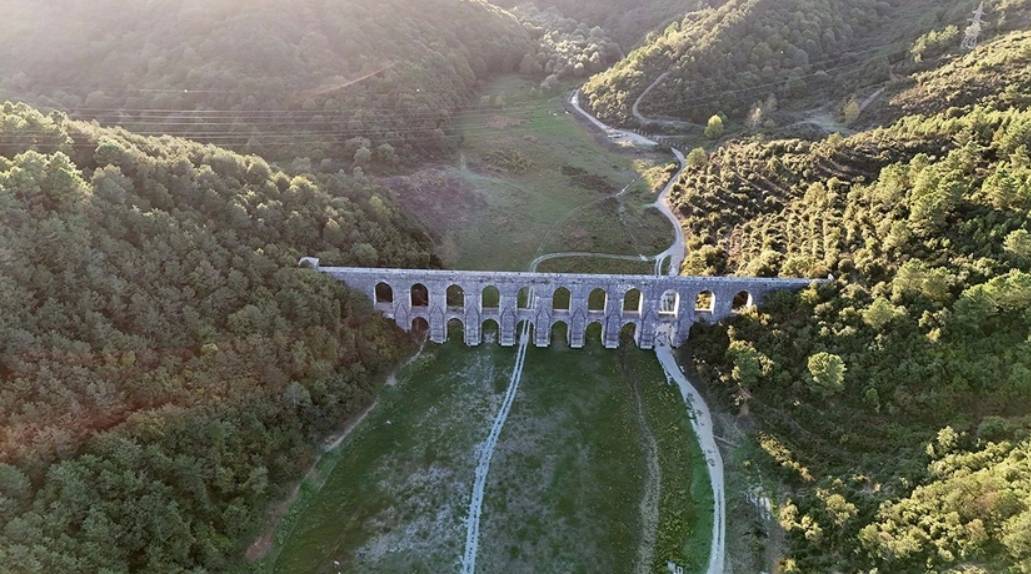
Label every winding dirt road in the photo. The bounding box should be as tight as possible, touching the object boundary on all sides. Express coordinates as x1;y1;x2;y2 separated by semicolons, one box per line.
631;72;701;131
571;89;727;574
462;89;724;574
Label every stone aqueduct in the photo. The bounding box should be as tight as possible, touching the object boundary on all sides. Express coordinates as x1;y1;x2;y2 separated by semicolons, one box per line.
301;259;817;350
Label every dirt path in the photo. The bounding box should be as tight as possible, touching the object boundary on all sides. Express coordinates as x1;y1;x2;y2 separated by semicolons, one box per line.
245;341;427;564
569;90;688;276
570;90;659;148
460;315;532;574
461;88;706;574
788;84;889;134
656;344;726;574
573;85;726;574
245;398;380;562
632;72;701;131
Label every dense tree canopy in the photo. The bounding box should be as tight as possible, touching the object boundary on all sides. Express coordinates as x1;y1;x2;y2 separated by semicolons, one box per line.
582;0;897;124
0;101;434;571
510;4;622;87
581;0;1031;126
677;99;1031;572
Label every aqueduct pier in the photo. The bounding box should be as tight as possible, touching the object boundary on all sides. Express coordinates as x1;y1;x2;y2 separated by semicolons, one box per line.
300;259;818;349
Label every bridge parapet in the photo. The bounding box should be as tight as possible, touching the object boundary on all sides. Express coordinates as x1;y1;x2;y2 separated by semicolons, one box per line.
301;259;821;349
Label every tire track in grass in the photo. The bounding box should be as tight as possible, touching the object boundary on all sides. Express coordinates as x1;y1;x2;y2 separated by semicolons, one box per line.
460;312;532;574
573;88;726;574
463;88;698;573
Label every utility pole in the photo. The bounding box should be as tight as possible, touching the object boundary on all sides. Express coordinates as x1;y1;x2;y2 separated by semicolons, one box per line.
961;1;986;51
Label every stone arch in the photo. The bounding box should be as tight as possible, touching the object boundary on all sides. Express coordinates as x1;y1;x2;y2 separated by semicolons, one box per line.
481;285;500;310
552;287;571;311
585;321;604;347
551;321;569;348
374;282;394;305
447;318;464;341
447;284;466;308
482;318;500;343
732;290;753;312
517;286;533;309
410;283;429;308
588;288;607;312
620;322;638;347
411;317;430;336
695;290;715;313
516;319;535;341
623;288;643;313
659;289;681;316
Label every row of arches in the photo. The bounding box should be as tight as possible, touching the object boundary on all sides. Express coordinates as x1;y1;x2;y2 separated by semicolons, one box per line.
374;283;756;314
408;317;644;347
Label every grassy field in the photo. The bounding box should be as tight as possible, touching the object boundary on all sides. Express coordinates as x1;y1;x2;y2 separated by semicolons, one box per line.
537;256;655;275
475;342;646;572
475;341;714;573
260;341;512;573
392;75;673;271
631;349;715;573
262;74;712;574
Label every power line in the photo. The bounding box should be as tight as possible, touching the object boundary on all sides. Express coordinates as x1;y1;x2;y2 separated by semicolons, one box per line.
0;35;916;148
6;35;907;123
0;113;578;140
630;39;906;116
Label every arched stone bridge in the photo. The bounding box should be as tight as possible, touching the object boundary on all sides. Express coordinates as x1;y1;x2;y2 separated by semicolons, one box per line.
301;259;817;349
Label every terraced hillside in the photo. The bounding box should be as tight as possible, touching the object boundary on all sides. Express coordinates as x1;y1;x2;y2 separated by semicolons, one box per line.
664;30;1031;572
0;0;530;163
581;0;1031;127
581;0;900;125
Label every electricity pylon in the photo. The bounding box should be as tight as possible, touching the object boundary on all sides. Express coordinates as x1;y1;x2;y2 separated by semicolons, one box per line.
961;1;986;51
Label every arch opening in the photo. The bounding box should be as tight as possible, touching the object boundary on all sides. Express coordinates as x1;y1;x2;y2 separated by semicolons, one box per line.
411;283;429;308
623;289;643;313
482;319;500;344
620;322;638;347
516;319;535;342
481;285;500;311
585;322;604;348
447;284;466;308
374;282;394;305
659;289;680;316
517;287;533;309
447;318;464;342
695;291;715;313
411;317;430;337
551;321;569;349
732;291;752;312
588;288;607;312
552;287;571;311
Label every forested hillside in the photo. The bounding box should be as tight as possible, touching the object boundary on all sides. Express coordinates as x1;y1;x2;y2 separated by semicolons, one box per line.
687;108;1031;573
874;28;1031;125
670;68;1031;574
581;0;897;124
510;4;624;86
0;0;530;166
0;101;433;571
581;0;1031;126
493;0;699;48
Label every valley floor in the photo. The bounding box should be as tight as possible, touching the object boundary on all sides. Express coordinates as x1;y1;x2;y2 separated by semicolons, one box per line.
256;75;712;574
